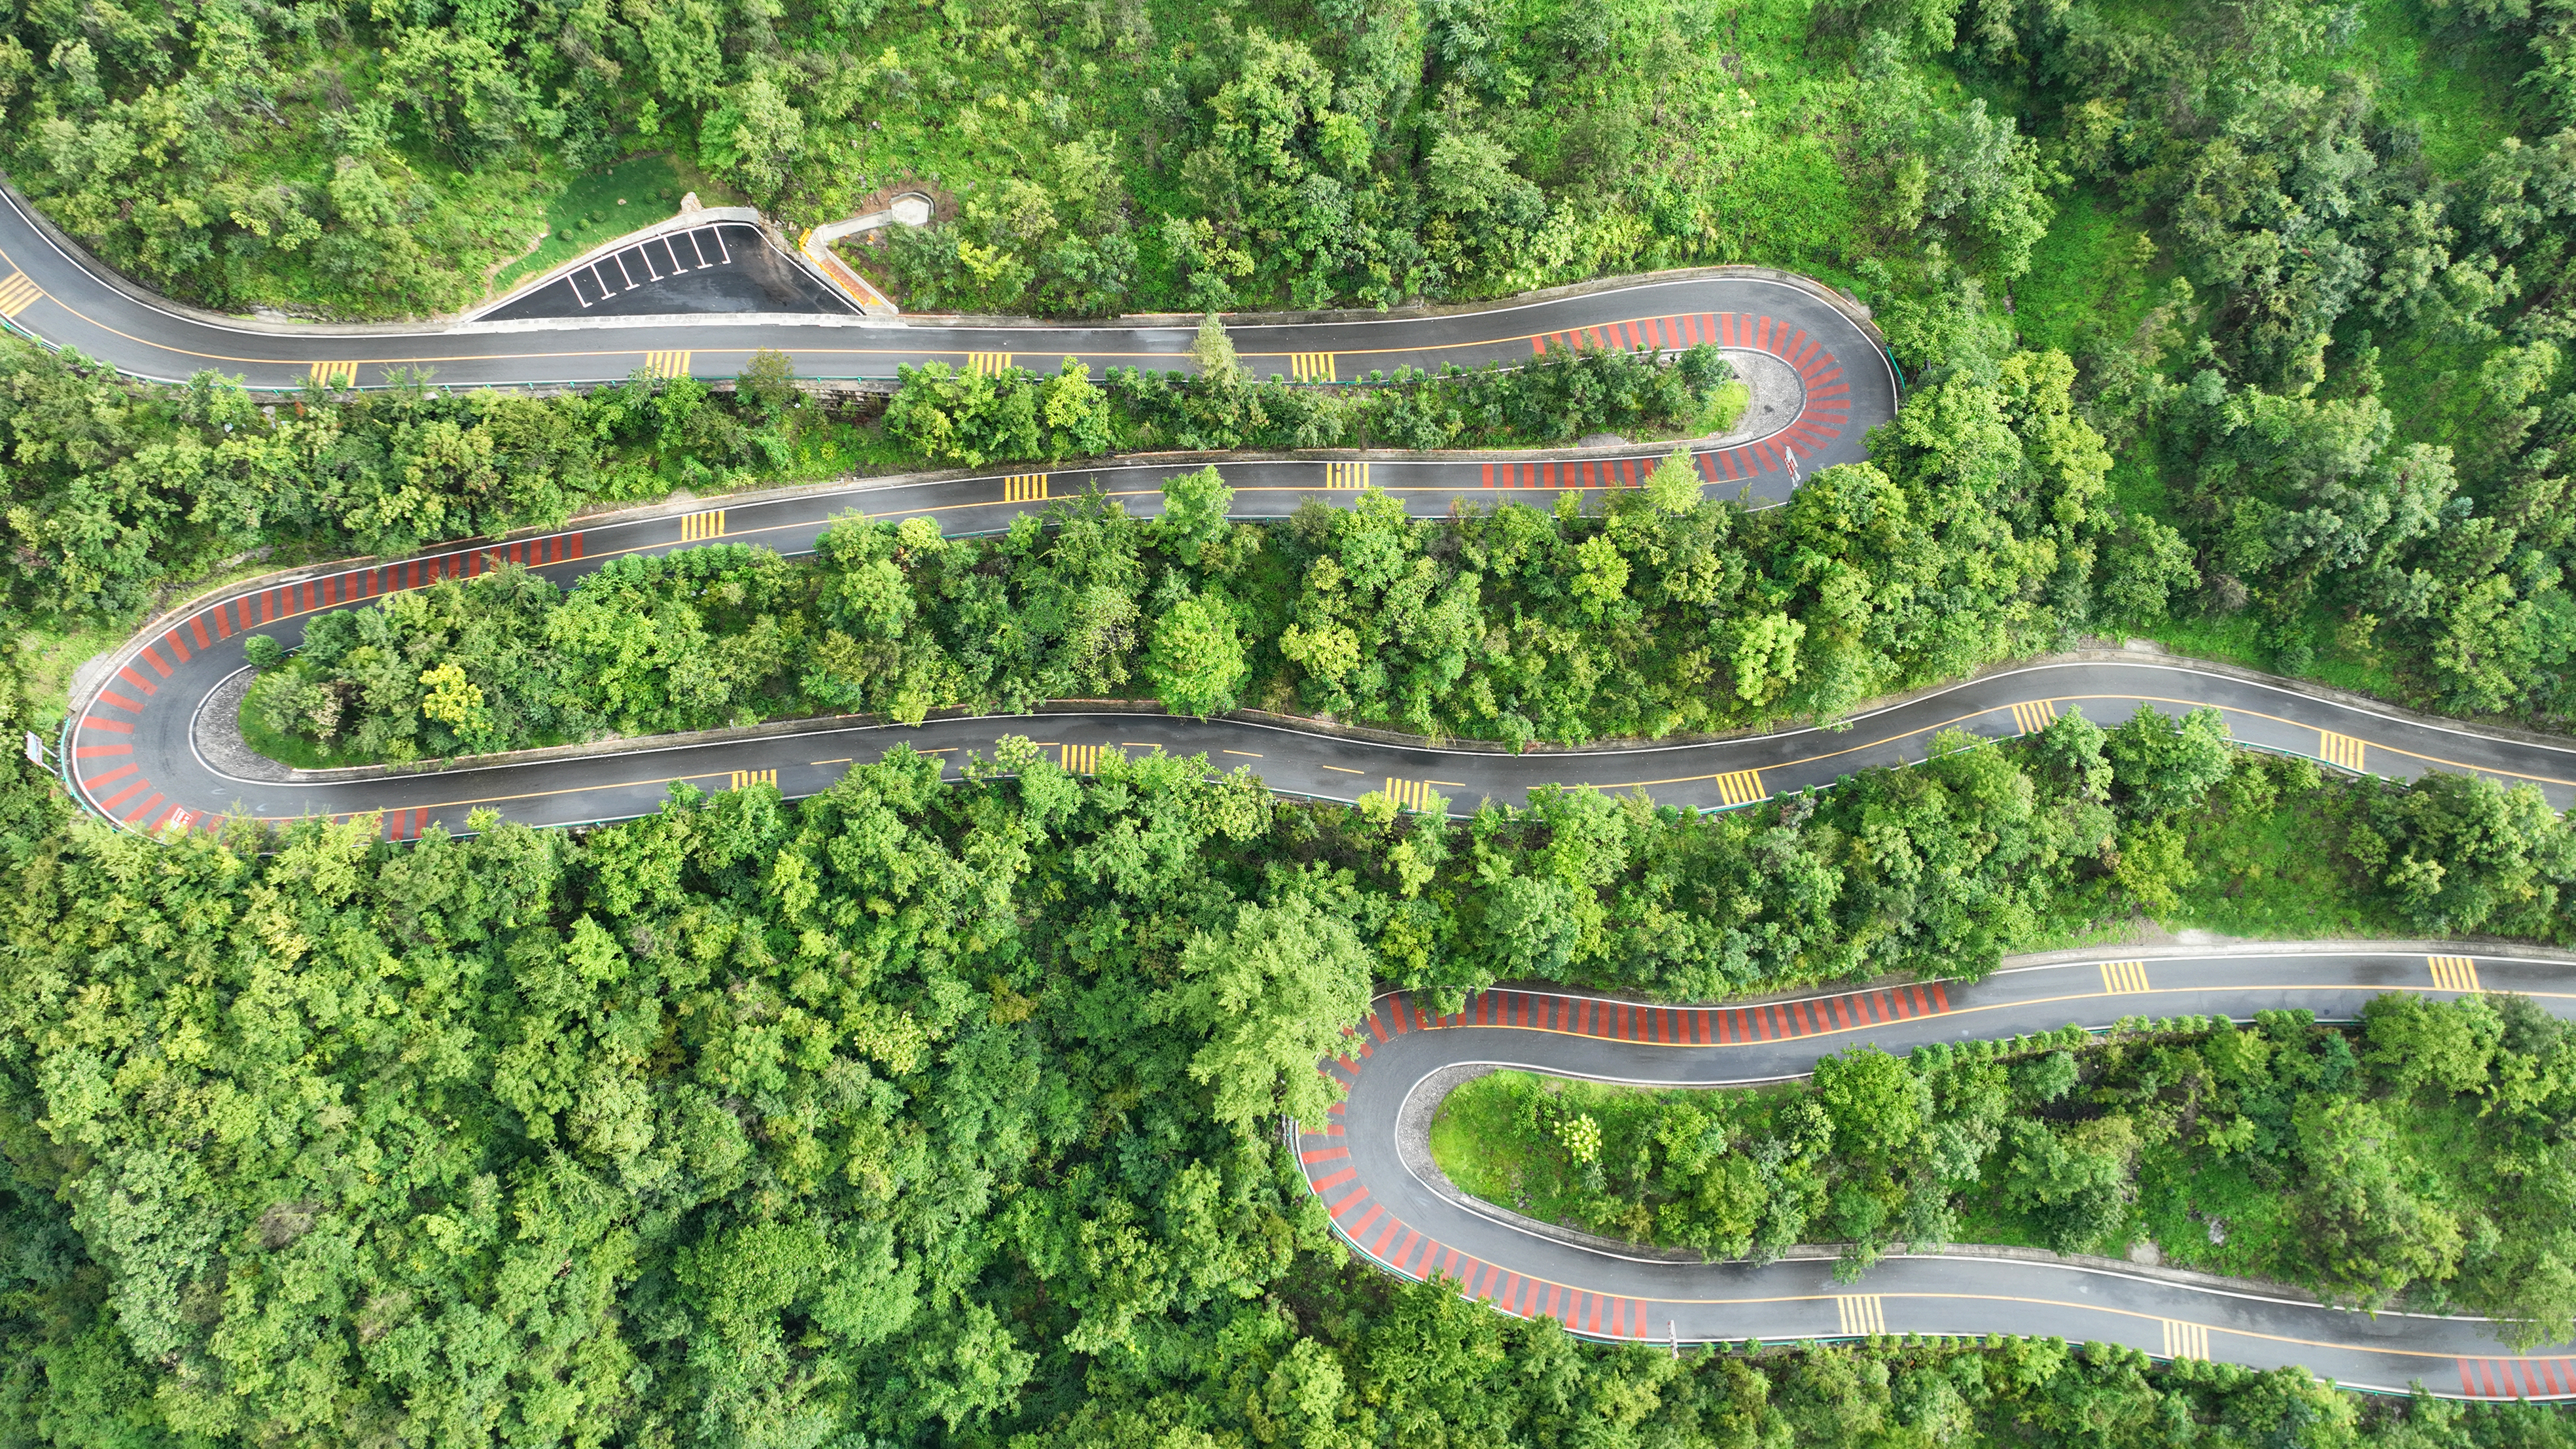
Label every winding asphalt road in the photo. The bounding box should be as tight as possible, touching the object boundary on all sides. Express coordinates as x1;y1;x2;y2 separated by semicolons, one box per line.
0;179;1869;512
20;181;2576;1395
1301;949;2576;1399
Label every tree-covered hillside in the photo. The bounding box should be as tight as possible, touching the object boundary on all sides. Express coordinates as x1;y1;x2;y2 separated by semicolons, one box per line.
5;0;2576;1439
0;731;2571;1446
7;0;2576;719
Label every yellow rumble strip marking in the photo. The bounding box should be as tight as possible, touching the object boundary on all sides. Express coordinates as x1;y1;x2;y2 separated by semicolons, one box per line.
2429;956;2481;994
0;270;43;317
2318;730;2367;773
1381;777;1450;811
643;349;692;379
2161;1320;2210;1360
2100;960;2151;994
1714;769;1765;807
1289;351;1337;382
1834;1295;1886;1336
1061;744;1100;774
2009;699;2058;734
308;359;358;387
680;509;727;542
1325;461;1371;489
727;769;777;791
1004;473;1051;503
966;352;1014;375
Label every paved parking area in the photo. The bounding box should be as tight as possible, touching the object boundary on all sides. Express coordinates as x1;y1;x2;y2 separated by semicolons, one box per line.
483;222;856;321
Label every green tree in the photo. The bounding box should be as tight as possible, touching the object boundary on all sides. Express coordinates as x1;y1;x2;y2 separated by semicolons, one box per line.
1152;895;1375;1134
2100;515;2199;623
1644;447;1704;515
1145;591;1252;716
1154;466;1234;566
699;74;806;204
1812;1046;1922;1162
2104;705;2233;817
2350;772;2573;936
1040;358;1118;460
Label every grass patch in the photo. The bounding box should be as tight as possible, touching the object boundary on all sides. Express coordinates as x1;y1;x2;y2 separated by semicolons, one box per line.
1431;1070;1803;1243
2159;782;2396;939
1428;1072;1540;1208
2134;614;2272;672
14;622;124;732
1703;380;1752;435
2013;189;2161;360
2022;748;2412;943
238;686;344;771
2339;0;2533;175
2128;604;2405;703
489;155;692;298
768;418;912;481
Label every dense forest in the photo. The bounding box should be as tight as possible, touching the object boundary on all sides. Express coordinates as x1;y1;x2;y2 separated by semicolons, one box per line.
240;425;2106;761
3;0;2575;726
223;688;2576;1010
879;324;1746;463
0;341;872;627
1439;997;2576;1342
7;0;2576;1436
13;413;2576;1444
0;717;2570;1446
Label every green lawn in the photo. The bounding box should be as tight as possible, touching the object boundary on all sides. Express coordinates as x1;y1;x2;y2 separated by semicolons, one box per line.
489;154;699;298
236;686;341;771
14;622;123;733
2339;0;2533;174
2012;190;2161;361
1428;1072;1538;1209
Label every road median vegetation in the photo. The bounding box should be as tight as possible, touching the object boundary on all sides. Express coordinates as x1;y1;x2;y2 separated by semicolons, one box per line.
880;326;1746;465
234;341;2132;759
1436;996;2576;1343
